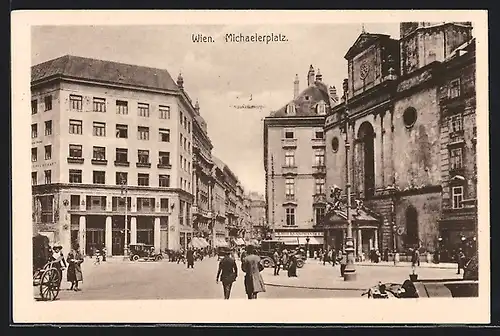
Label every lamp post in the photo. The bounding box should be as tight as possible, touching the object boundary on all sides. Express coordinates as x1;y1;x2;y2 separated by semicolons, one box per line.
120;173;129;259
305;236;310;259
342;78;356;281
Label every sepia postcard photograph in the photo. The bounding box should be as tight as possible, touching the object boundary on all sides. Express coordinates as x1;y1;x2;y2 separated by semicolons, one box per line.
11;10;490;324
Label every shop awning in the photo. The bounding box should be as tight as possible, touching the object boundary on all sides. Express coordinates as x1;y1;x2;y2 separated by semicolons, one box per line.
235;238;245;245
198;238;209;248
215;238;229;247
188;237;203;249
307;237;324;245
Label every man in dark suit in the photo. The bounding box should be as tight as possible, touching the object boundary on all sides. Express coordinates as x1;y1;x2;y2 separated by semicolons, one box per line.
216;250;238;299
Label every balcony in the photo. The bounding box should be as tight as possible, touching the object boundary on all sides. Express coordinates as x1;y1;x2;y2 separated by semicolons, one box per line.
311;138;326;148
112;206;131;212
114;161;130;167
136;162;152;168
157;163;172;169
448;130;465;146
67;157;84;164
312;165;326;175
313;193;327;204
281;138;297;148
86;205;106;211
136;206;155;213
282;165;298;175
283;194;297;205
91;159;108;165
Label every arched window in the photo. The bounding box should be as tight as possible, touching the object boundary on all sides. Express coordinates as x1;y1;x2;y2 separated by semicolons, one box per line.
405;206;419;247
286;103;296;115
317;101;327;115
357;122;376;197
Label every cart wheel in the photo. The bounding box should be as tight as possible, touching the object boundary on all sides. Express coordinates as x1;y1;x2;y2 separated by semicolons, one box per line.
296;260;305;268
262;258;272;268
132;254;140;261
39;268;60;301
155;255;163;262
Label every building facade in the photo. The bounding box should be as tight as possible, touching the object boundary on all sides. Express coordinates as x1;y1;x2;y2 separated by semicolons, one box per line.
191;99;215;247
263;66;339;251
31;55;196;255
246;192;267;240
323;22;476;257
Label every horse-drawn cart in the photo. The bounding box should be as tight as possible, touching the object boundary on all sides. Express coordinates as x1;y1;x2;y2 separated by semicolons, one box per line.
33;234;61;301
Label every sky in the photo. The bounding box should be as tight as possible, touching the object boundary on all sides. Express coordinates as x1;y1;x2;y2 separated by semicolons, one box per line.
31;23;400;194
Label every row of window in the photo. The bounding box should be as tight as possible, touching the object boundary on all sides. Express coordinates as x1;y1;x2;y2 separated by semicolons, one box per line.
284;149;325;167
179;154;191;173
283;128;324;140
283;207;326;226
67;94;172;119
179;111;191;134
31;96;52;114
179;133;191;153
31;170;171;187
285;101;328;116
30;120;52;138
284;178;325;197
31;145;52;162
67;144;172;166
67;195;171;211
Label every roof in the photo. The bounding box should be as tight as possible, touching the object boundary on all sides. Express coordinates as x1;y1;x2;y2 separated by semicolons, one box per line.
212;156;226;171
31;55;179;92
269;80;331;118
344;32;391;60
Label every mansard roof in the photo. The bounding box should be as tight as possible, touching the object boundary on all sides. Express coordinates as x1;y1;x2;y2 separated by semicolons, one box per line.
269;80;331;118
31;55;179;92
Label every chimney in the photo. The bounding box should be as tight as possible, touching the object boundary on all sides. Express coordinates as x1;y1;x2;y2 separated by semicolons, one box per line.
293;74;299;99
307;64;315;87
315;68;322;82
177;72;184;90
329;86;339;104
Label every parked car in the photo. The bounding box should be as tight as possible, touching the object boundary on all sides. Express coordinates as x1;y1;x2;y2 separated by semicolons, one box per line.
129;243;163;262
363;277;479;298
257;240;305;269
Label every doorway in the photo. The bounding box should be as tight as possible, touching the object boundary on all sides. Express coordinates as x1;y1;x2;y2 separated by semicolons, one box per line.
358;122;376;197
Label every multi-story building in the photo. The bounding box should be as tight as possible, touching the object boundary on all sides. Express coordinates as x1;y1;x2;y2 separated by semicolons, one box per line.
191;99;214;247
322;22;476;257
31;55;195;255
263;66;339;251
246;192;267;240
211;156;229;247
437;37;477;258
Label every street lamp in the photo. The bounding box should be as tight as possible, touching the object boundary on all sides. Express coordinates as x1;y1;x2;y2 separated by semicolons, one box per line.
305;236;310;259
120;173;129;259
342;78;356;281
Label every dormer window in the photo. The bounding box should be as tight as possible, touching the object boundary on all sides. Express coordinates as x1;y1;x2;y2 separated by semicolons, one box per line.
286;104;296;115
449;78;461;99
317;101;327;115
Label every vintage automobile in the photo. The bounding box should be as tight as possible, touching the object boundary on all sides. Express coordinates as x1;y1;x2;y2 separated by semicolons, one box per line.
129;243;164;262
257;240;305;269
362;277;479;298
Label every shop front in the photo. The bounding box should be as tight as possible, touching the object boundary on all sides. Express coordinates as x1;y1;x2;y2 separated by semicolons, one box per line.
274;231;324;257
438;216;476;262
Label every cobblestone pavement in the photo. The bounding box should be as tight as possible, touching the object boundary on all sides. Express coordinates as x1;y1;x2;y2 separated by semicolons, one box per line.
34;256;461;301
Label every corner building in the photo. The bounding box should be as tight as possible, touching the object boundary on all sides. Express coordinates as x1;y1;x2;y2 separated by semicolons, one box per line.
324;22;476;256
31;55;196;256
264;67;339;251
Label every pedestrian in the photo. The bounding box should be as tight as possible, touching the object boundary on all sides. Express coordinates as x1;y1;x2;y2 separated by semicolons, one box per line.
241;245;266;299
67;243;84;291
411;247;419;272
384;248;389;262
94;247;101;265
50;243;67;287
273;249;281;276
340;251;347;277
186;247;195;269
287;253;298;277
102;245;107;262
216;250;238;299
282;249;289;270
457;249;466;274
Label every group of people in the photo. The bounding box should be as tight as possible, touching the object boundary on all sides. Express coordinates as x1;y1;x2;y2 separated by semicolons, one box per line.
272;248;300;277
216;245;266;300
45;243;85;291
167;247;211;268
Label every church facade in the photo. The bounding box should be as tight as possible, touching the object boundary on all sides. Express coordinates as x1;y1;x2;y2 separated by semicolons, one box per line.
323;22;476;258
